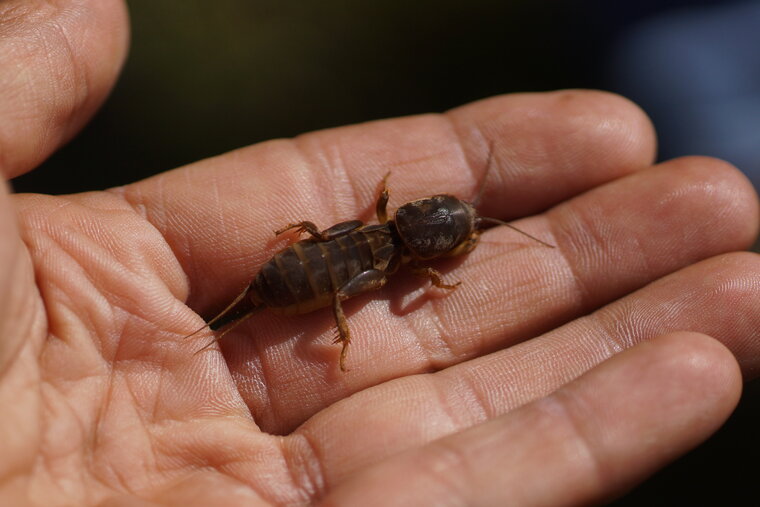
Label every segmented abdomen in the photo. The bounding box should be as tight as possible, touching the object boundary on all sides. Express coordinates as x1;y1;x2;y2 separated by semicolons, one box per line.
250;225;398;315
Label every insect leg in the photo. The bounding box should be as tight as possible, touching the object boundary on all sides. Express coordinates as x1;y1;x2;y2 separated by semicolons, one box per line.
275;220;363;240
376;172;391;224
332;296;351;372
444;230;481;257
332;269;388;371
410;265;461;290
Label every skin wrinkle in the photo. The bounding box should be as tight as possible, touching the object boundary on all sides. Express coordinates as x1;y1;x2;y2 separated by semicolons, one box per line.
174;172;199;281
40;236;138;360
0;4;29;32
426;375;463;440
450;367;494;424
52;226;137;299
442;112;487;205
158;432;281;505
555;206;605;314
388;308;427;371
121;375;161;491
296;136;357;223
95;393;205;500
41;374;102;492
578;313;629;361
42;380;91;466
225;170;247;273
91;368;122;493
434;373;491;434
29;454;53;505
106;185;192;306
533;392;608;498
36;244;111;358
292;135;366;227
412;293;457;371
41;15;86;141
587;303;647;359
283;433;327;503
254;332;287;434
431;286;481;361
415;436;476;507
625;225;656;284
446;357;509;417
36;382;88;501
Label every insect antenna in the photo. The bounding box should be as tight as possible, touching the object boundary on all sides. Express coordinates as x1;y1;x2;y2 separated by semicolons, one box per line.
476;216;555;248
471;141;554;248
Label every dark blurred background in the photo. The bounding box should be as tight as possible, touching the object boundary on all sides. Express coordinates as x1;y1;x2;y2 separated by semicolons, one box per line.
12;0;760;503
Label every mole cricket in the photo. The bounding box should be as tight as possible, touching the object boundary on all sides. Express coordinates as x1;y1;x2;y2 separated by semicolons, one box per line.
186;155;553;371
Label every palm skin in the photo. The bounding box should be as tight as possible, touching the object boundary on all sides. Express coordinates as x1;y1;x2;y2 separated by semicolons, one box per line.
1;2;759;506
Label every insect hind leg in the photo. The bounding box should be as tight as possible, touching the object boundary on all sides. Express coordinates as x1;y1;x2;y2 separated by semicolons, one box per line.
332;269;388;371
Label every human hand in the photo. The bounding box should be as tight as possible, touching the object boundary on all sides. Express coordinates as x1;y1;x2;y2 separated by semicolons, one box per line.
2;2;759;505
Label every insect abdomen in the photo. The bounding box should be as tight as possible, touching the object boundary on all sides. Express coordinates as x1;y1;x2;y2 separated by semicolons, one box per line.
250;226;396;315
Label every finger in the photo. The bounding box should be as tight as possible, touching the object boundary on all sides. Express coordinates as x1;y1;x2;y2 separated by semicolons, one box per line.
227;156;756;433
316;332;741;506
289;252;758;483
0;0;128;178
116;89;656;311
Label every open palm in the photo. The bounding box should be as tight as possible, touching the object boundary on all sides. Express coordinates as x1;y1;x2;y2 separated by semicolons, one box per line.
2;2;759;505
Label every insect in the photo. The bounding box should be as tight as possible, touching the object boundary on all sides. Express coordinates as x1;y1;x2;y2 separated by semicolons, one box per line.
187;159;553;371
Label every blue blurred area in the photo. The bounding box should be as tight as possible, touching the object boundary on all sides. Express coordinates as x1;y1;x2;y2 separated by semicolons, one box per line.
608;0;760;188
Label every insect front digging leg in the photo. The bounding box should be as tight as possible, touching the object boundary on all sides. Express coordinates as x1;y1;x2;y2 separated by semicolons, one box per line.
410;265;461;290
332;269;388;371
275;220;363;241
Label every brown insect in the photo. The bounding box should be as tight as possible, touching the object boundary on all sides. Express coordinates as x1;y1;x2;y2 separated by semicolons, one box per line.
187;164;553;371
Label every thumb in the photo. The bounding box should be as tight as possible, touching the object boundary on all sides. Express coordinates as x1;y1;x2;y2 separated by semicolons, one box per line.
0;0;129;178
